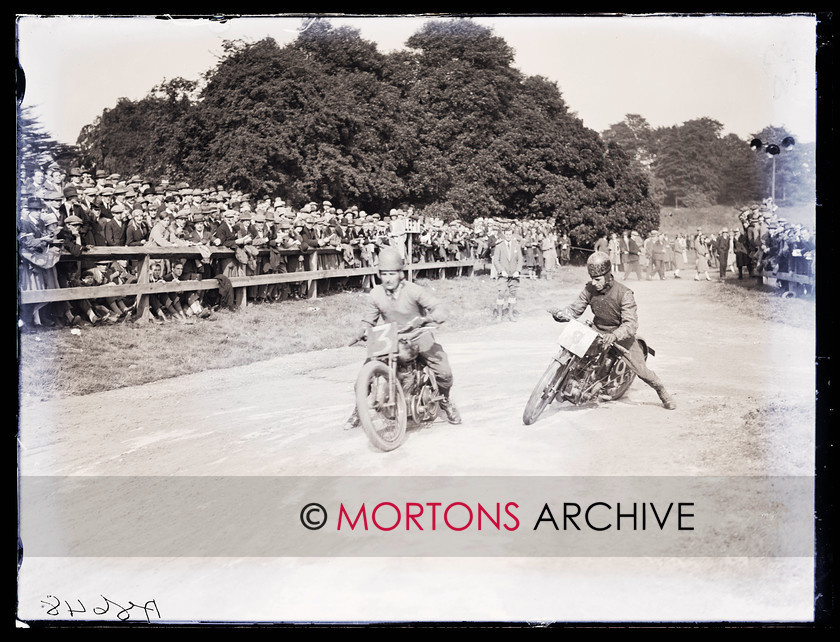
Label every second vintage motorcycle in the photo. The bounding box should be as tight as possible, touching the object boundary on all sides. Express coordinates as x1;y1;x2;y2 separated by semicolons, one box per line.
522;316;653;425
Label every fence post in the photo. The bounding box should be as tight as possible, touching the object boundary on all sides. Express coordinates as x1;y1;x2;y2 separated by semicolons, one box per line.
407;235;413;283
135;254;151;322
308;250;319;299
30;249;482;314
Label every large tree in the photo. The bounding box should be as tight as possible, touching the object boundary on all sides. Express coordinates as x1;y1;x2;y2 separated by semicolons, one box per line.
398;18;522;218
601;113;656;171
653;118;727;207
179;22;405;206
716;133;762;205
17;105;78;197
61;17;662;243
76;77;197;180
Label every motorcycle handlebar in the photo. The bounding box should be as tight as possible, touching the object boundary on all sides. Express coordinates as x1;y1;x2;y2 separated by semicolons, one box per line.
547;309;570;323
348;324;440;347
398;324;438;341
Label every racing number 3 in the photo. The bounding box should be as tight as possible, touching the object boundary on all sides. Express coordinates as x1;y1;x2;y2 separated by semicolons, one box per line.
367;323;398;358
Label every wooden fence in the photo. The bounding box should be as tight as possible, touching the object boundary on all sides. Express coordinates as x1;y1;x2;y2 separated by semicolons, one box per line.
18;246;478;321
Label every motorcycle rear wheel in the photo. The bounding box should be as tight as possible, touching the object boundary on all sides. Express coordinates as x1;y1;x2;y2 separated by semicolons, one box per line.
604;341;646;400
523;356;572;425
355;360;408;451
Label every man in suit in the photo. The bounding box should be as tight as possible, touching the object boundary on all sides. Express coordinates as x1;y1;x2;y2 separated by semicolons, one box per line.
99;202;125;246
212;209;251;279
649;230;667;280
594;234;609;255
57;185;86;227
492;227;524;322
734;228;752;279
620;230;643;280
715;229;731;280
642;231;655;280
557;231;571;266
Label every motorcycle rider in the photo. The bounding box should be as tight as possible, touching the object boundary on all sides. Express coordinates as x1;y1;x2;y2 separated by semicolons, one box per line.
548;251;676;410
344;247;462;429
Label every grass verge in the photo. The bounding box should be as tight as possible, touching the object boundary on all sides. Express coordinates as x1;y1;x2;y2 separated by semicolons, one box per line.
18;264;813;402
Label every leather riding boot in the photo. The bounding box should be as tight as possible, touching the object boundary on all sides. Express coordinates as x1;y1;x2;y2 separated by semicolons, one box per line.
507;303;518;322
438;394;462;424
654;385;677;410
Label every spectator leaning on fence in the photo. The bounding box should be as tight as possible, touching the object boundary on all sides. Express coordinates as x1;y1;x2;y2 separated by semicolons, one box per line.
18;197;64;327
28;162;753;326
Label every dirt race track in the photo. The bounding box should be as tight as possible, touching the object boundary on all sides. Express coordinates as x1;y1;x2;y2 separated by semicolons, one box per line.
17;274;817;625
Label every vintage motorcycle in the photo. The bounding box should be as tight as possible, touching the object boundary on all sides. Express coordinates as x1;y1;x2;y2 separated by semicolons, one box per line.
351;322;442;451
522;316;652;425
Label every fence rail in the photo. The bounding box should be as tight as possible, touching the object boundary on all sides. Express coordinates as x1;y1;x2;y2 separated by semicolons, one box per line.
19;246;478;320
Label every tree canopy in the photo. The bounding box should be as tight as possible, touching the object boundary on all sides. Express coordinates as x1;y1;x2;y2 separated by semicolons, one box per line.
17;106;77;190
602;114;815;208
62;19;662;243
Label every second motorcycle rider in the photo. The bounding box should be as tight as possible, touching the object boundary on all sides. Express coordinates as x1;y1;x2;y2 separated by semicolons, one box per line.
548;251;677;410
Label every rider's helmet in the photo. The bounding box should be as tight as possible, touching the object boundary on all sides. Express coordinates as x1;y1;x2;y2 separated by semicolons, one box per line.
378;247;405;272
586;251;612;278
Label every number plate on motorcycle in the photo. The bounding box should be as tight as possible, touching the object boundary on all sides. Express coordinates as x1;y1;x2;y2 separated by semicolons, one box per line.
557;319;599;358
367;322;398;358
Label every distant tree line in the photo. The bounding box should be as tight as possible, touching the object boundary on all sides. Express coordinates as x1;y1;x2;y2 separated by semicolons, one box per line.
65;18;660;248
601;115;816;208
16;106;78;193
20;17;815;251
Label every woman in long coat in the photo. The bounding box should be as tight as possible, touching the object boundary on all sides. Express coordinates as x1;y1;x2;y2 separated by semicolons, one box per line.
671;234;686;278
694;234;711;281
608;233;621;275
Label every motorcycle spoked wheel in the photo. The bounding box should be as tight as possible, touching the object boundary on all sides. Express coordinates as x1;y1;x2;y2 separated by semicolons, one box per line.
409;378;440;425
355;360;408;452
522;356;573;425
602;343;646;400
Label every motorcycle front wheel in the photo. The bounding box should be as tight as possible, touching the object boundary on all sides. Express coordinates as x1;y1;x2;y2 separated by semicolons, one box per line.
603;341;646;400
522;355;573;425
355;360;408;451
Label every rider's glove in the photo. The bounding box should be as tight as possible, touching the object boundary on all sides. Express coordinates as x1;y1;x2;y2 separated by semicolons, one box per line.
601;332;617;348
355;326;368;342
548;307;569;323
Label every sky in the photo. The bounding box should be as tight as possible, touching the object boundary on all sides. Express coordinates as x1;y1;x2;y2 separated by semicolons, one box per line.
15;14;819;146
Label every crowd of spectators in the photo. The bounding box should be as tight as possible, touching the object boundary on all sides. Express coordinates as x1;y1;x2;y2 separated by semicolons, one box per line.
735;198;816;288
604;198;815;290
685;198;816;289
18;164;577;328
18;165;816;329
